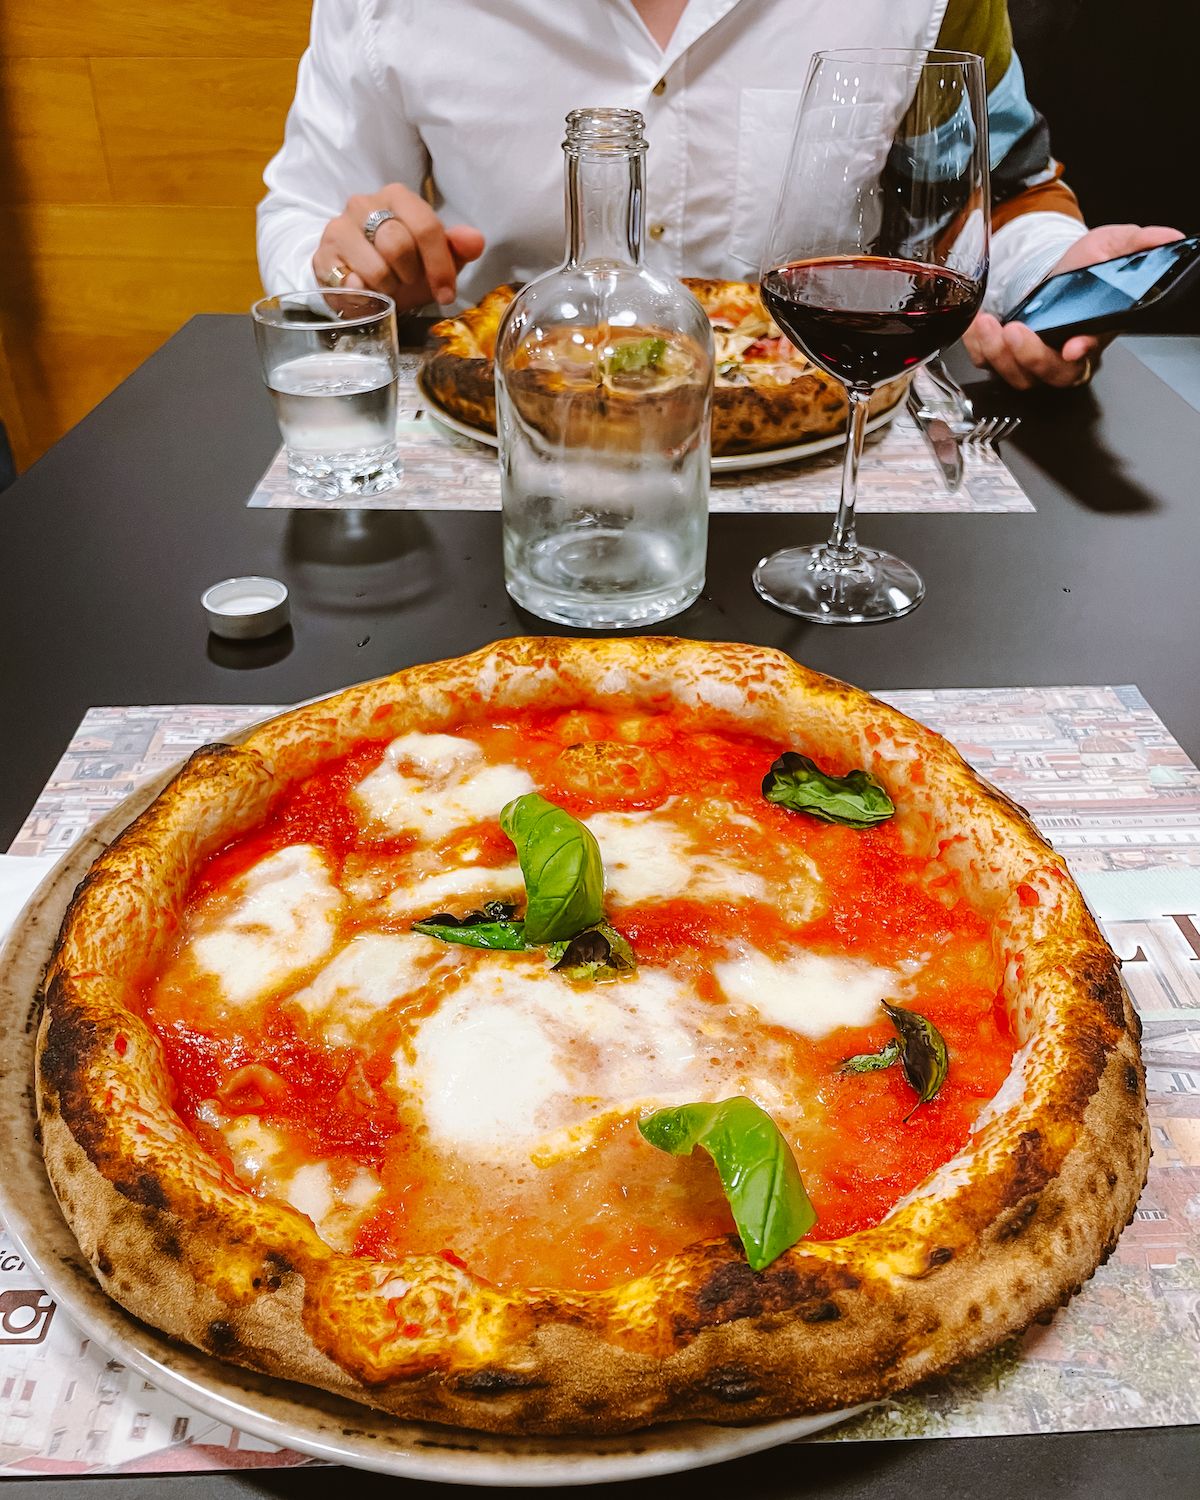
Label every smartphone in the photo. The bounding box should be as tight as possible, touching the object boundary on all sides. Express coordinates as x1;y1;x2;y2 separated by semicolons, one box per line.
1002;234;1200;346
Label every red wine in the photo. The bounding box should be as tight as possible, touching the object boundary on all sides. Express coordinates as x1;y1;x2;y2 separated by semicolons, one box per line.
761;257;983;389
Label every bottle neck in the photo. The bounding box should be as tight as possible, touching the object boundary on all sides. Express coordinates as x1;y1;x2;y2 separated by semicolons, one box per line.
564;149;645;267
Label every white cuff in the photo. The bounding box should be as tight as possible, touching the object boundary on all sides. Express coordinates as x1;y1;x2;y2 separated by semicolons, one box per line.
985;212;1090;317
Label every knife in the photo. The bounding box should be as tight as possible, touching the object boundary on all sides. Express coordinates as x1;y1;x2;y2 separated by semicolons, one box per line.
906;388;963;492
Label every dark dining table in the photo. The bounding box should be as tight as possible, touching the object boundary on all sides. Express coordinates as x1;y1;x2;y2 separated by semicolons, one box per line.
1;318;1198;1497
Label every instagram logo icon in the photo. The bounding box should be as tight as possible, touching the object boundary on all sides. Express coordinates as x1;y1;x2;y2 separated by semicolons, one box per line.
0;1291;57;1346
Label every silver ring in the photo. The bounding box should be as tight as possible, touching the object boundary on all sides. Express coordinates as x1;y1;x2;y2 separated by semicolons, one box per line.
363;208;397;245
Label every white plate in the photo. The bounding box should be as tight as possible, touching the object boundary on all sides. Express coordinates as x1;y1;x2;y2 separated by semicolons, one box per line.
415;373;904;473
0;753;862;1486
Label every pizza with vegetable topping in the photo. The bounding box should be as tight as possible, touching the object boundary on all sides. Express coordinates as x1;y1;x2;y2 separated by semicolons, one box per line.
421;280;908;456
38;638;1148;1435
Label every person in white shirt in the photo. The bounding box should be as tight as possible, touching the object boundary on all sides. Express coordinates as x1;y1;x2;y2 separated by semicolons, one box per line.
257;0;1180;390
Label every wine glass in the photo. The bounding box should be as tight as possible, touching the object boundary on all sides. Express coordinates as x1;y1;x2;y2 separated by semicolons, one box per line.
755;49;990;623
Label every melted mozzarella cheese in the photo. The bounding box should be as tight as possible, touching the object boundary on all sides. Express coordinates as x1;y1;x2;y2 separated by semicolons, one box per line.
190;845;343;1005
716;948;903;1040
584;809;765;906
396;960;711;1155
384;862;524;917
205;1107;380;1252
289;932;451;1045
353;731;534;842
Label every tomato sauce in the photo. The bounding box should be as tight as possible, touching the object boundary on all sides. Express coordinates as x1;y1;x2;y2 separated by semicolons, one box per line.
141;706;1015;1292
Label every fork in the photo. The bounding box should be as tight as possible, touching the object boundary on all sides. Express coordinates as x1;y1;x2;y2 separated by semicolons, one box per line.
917;355;1021;448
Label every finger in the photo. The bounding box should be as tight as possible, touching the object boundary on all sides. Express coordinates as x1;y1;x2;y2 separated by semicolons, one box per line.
319;218;395;295
370;217;425;291
447;224;486;269
380;189;459;303
1002;321;1087;389
970;314;1034;390
1059;333;1102;366
962;315;993;368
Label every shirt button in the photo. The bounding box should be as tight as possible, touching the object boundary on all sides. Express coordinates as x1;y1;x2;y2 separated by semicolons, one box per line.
648;222;666;240
652;78;667;96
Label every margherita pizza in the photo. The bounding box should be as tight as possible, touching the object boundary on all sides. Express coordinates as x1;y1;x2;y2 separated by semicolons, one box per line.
422;281;907;456
38;639;1147;1435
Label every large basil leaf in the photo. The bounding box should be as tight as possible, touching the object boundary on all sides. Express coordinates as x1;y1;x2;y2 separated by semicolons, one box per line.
638;1097;816;1272
882;1002;949;1120
547;922;636;982
761;751;894;828
499;793;605;944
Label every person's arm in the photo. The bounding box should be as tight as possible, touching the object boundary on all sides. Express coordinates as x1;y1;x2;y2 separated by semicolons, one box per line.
936;0;1180;387
256;0;483;306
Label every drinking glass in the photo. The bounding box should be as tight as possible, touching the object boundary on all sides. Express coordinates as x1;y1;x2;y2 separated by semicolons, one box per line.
252;289;401;499
755;50;989;623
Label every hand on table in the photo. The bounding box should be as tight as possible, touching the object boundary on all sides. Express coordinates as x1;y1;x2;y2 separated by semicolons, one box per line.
313;184;486;310
964;224;1184;390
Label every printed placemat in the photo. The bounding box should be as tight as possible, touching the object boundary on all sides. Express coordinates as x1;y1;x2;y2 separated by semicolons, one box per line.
247;358;1033;515
3;685;1197;1473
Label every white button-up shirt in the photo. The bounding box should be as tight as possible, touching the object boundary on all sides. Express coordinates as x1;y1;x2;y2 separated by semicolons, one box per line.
258;0;1086;314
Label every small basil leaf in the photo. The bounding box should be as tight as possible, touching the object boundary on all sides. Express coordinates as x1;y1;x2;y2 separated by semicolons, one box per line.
608;335;666;374
411;918;527;951
499;793;605;944
881;1001;949;1120
838;1040;901;1075
761;751;894;828
548;922;636;982
638;1097;816;1272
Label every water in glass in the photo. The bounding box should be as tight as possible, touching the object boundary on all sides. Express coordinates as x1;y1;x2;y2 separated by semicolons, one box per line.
252;290;401;499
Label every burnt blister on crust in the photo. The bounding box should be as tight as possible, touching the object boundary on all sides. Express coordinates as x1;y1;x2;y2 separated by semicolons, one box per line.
672;1245;858;1341
454;1368;546;1397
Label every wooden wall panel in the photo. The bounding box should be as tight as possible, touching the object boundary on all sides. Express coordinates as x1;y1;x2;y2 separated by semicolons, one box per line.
1;2;308;59
0;60;111;205
0;0;311;470
92;59;301;206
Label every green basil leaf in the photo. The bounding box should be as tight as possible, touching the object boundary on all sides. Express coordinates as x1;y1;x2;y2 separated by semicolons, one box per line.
638;1097;816;1272
547;921;636;982
881;1001;949;1120
761;751;894;828
838;1039;901;1075
607;335;666;374
499;793;605;944
411;917;527;950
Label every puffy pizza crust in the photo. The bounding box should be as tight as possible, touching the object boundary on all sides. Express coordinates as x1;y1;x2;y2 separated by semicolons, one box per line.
38;639;1148;1435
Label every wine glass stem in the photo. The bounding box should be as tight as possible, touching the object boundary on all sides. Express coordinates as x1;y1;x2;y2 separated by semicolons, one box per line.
826;389;871;563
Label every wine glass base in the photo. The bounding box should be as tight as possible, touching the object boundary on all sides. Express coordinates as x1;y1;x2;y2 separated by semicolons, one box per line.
753;545;925;624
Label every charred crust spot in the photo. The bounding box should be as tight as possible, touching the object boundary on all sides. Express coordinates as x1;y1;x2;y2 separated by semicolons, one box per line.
1125;1064;1141;1096
967;1303;982;1323
454;1368;544;1396
673;1250;856;1339
155;1232;182;1261
265;1251;294;1278
207;1319;239;1355
928;1247;954;1268
114;1173;168;1211
996;1197;1039;1242
95;1249;113;1277
1092;968;1127;1031
1106;1170;1119;1189
1002;1130;1051;1208
38;1000;108;1155
801;1301;841;1323
698;1364;764;1404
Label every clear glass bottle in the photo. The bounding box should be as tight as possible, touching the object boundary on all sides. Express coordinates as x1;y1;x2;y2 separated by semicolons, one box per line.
495;108;713;628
